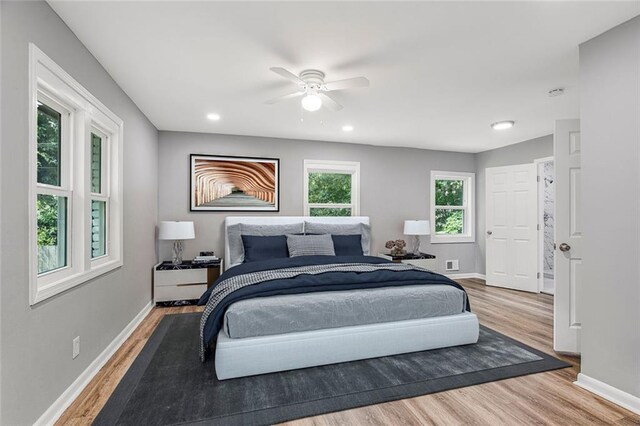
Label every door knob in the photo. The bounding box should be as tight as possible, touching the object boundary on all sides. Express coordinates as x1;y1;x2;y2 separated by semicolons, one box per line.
559;243;571;252
487;230;493;236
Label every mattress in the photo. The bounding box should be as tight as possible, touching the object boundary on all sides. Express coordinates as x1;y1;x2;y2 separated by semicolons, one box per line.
223;284;466;339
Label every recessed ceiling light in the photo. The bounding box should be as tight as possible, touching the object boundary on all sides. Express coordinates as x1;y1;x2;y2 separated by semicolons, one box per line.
491;121;515;130
342;125;354;132
207;113;221;121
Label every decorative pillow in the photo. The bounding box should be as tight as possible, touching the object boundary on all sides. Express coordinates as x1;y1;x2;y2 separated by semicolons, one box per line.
227;224;243;265
286;234;336;257
331;234;363;256
304;222;371;255
228;223;304;265
241;235;289;263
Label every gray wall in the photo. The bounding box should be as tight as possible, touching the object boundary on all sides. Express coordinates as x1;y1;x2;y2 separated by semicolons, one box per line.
579;16;640;397
474;135;553;274
159;131;477;274
0;2;159;424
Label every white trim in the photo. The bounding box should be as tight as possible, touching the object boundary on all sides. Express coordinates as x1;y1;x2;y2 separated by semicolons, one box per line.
430;170;476;243
0;5;3;422
575;373;640;415
303;159;360;216
29;44;124;305
34;301;153;426
445;272;486;280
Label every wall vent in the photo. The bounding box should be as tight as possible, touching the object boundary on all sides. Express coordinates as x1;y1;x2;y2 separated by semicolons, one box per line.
445;260;460;271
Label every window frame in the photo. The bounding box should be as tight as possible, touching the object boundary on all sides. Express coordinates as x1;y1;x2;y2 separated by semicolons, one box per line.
89;126;110;264
303;160;360;217
34;92;74;284
430;170;475;244
28;44;124;305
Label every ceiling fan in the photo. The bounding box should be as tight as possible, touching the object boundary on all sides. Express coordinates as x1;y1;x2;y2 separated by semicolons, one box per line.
265;67;370;112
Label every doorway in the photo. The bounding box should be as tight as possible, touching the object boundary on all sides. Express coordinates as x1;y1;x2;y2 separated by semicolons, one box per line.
536;157;555;295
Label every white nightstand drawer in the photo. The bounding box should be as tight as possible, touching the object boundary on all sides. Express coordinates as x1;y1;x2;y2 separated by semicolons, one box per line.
155;283;207;302
155;268;207;287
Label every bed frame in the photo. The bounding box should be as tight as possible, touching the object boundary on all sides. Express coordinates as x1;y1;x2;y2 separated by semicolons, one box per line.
216;216;479;380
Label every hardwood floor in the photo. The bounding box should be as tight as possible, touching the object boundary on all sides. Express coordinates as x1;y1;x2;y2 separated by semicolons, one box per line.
57;280;640;425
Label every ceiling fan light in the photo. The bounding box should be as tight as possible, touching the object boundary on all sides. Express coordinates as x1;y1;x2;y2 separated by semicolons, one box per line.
301;94;322;112
491;120;515;130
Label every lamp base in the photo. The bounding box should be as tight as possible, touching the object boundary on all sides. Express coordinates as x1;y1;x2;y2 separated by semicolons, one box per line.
172;240;184;265
410;235;421;256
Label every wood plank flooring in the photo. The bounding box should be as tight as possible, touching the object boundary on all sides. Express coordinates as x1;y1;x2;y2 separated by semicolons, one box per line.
57;279;640;425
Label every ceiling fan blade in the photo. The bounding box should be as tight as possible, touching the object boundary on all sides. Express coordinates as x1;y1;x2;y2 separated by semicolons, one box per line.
264;91;304;105
323;76;370;91
319;92;343;111
270;67;305;85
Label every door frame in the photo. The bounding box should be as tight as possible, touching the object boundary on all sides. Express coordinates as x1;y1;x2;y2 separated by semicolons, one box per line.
534;156;554;293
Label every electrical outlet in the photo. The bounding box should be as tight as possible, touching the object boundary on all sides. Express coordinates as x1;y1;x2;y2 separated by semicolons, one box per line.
445;259;460;271
73;336;80;359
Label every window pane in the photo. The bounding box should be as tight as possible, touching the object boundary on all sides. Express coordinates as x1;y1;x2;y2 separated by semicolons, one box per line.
310;207;352;217
435;209;464;234
91;133;102;193
37;194;67;274
91;200;107;258
37;102;62;186
435;179;464;206
308;173;351;204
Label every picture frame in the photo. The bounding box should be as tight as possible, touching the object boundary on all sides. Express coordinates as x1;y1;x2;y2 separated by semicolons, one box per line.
190;154;280;212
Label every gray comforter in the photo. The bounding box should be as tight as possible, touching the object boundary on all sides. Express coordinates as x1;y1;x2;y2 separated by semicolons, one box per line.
223;284;466;339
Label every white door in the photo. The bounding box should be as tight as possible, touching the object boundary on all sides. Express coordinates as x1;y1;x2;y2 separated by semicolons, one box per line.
486;164;538;292
554;119;582;354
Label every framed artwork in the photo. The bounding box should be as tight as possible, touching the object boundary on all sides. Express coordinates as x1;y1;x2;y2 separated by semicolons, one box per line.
190;154;280;212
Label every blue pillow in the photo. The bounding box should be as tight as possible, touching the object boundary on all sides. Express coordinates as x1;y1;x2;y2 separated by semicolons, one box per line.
241;235;289;263
331;234;363;256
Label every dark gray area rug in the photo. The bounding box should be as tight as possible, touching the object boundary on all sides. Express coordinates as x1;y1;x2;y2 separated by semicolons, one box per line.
95;313;569;426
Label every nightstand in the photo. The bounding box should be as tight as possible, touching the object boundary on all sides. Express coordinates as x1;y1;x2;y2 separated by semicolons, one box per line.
153;260;223;303
378;252;437;271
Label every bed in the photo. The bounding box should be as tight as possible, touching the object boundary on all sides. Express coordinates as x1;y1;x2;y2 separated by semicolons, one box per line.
198;216;479;380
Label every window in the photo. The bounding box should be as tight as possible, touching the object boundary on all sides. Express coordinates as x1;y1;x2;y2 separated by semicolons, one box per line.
36;97;70;275
90;130;108;259
304;160;360;216
29;44;123;305
430;171;475;243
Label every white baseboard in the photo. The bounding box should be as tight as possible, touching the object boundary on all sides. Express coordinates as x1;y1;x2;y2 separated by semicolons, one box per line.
575;373;640;415
34;301;153;426
445;272;486;280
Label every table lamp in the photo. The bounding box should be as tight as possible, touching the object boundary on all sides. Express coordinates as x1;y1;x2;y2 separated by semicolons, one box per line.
404;220;430;255
159;221;195;265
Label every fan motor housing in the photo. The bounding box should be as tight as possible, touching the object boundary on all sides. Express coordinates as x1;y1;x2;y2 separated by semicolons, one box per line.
299;69;325;87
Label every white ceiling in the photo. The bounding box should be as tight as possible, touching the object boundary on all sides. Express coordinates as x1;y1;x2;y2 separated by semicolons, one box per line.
49;1;639;153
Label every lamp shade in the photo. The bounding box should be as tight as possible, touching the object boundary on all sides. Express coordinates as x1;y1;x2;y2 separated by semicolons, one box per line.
158;221;195;240
404;220;430;236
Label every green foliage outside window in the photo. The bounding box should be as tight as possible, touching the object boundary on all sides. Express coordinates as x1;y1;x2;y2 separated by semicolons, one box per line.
310;208;352;217
435;179;465;234
435;209;464;234
37;194;63;247
435;179;463;206
37;103;61;186
308;173;351;204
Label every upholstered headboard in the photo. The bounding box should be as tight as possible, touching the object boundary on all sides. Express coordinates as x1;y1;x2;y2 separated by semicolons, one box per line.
224;216;371;269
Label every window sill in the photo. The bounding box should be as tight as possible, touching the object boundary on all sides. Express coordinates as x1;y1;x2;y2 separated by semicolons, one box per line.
430;235;476;244
31;259;123;305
